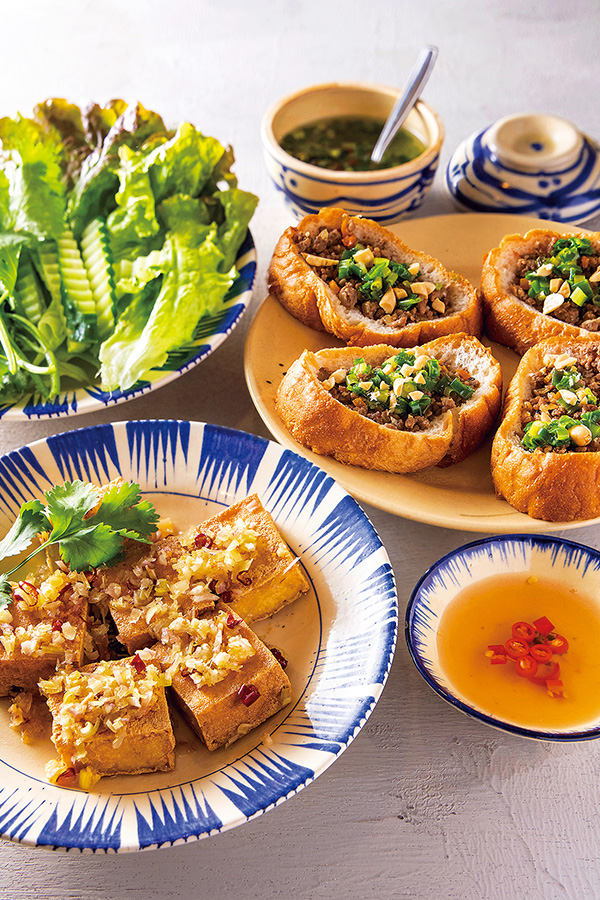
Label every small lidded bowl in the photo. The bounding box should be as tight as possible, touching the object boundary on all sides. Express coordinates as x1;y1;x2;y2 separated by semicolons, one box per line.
406;534;600;741
261;81;444;225
447;112;600;222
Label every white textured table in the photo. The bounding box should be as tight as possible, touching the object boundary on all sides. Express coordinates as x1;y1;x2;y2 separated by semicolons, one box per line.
1;2;600;897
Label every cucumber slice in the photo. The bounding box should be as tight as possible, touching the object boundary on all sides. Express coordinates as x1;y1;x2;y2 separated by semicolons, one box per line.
80;218;116;339
13;254;46;323
57;227;98;348
36;242;63;306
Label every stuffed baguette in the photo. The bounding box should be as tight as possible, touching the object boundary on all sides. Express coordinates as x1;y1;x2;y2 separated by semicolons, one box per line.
482;229;600;355
268;207;482;346
491;336;600;521
276;334;502;474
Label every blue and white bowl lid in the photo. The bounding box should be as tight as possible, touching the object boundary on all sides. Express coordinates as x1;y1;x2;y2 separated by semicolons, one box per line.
446;114;600;223
0;419;397;851
406;533;600;742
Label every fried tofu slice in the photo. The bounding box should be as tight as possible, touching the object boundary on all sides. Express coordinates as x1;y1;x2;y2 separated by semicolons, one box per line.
91;535;216;655
92;494;309;654
0;568;89;697
149;601;292;751
193;494;309;623
40;657;175;786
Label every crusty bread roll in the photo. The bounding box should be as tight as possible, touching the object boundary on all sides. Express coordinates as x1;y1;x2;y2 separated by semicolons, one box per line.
268;207;482;345
491;335;600;521
482;229;600;355
276;334;502;474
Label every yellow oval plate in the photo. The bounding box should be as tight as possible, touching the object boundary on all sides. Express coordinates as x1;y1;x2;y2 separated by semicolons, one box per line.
244;213;594;533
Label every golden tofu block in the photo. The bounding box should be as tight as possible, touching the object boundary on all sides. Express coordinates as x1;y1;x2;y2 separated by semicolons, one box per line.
94;535;213;655
94;494;309;654
196;494;309;623
44;658;175;778
151;601;292;751
0;581;88;697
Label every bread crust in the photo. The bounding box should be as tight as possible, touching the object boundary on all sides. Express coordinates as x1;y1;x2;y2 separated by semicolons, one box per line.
491;335;600;521
268;207;482;345
481;229;600;355
276;334;502;474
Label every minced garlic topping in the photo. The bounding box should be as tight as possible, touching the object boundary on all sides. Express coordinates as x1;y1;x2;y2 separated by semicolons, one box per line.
158;610;255;687
100;519;258;624
0;568;89;659
39;659;170;758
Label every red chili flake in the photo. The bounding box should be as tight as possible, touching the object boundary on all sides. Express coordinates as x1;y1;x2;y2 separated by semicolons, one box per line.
486;644;508;665
220;590;233;604
226;611;242;628
194;532;214;549
546;678;565;697
533;616;555;637
131;653;146;674
238;684;260;707
271;647;288;669
51;619;63;633
236;572;252;586
56;767;77;786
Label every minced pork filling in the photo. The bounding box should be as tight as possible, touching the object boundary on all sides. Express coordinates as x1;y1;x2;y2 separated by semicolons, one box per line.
512;236;600;330
319;349;478;432
294;222;449;325
521;349;600;452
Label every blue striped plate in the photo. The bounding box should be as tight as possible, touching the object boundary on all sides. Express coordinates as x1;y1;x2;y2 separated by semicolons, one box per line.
0;420;397;851
0;232;256;421
406;534;600;742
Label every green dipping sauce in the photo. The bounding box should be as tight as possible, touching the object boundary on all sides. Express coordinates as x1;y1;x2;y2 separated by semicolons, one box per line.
280;115;426;172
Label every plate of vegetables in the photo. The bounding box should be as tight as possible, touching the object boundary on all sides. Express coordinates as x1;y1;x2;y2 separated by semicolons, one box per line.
0;99;258;419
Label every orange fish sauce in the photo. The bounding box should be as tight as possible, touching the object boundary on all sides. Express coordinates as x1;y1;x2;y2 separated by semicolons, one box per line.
436;572;600;730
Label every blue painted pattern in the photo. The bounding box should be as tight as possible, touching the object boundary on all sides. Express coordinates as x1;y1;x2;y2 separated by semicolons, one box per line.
447;127;600;222
0;420;397;851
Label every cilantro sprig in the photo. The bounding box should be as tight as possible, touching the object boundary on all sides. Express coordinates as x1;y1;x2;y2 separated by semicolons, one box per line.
0;480;159;607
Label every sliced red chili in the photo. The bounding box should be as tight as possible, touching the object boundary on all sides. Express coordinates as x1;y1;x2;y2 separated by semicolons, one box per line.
512;621;536;642
529;661;560;686
533;616;555;637
515;655;538;678
238;684;260;707
194;532;214;549
548;634;569;655
51;619;63;633
226;611;242;628
271;647;288;669
487;644;508;665
530;644;552;664
505;638;530;660
546;679;564;697
131;653;146;674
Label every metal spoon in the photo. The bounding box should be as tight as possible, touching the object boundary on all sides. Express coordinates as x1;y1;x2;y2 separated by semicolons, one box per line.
370;45;438;165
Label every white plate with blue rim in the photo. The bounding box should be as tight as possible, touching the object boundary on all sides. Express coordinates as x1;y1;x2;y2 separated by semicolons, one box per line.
0;419;397;852
0;233;256;421
406;534;600;741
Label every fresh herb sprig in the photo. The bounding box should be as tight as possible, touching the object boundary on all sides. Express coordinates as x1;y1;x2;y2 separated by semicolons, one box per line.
0;480;159;607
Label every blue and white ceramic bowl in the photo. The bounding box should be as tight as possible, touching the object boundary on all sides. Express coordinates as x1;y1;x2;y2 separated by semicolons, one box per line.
406;534;600;742
0;232;256;421
447;113;600;222
261;81;444;224
0;420;397;852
